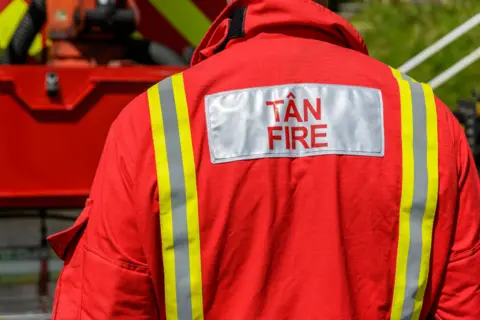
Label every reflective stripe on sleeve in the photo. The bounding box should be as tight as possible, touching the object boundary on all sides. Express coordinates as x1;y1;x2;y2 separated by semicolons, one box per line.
390;68;439;320
147;74;204;320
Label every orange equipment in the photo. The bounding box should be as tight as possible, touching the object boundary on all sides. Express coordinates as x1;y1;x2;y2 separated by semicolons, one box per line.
2;0;192;66
45;0;140;66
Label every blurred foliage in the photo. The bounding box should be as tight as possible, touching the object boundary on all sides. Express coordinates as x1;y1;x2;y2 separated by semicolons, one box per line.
350;0;480;108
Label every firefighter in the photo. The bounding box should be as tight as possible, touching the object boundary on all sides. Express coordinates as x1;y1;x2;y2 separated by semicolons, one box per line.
48;0;480;319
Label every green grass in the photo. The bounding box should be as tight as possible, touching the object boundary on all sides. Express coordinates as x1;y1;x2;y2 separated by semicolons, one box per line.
350;0;480;108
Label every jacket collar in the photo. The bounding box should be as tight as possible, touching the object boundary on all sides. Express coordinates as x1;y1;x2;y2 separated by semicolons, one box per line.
191;0;368;66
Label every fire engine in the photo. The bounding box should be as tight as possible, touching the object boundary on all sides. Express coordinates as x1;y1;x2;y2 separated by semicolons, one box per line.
0;0;224;314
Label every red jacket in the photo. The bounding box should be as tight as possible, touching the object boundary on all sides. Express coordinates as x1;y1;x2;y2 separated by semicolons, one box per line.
48;0;480;319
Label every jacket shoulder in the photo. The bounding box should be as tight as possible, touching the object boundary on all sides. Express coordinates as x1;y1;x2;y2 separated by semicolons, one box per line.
110;90;152;162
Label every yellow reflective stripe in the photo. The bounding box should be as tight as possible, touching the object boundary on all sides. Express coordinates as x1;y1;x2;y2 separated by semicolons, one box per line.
148;0;211;46
149;75;204;320
390;67;415;320
148;84;179;320
390;68;439;320
0;0;43;57
172;73;204;320
413;83;439;319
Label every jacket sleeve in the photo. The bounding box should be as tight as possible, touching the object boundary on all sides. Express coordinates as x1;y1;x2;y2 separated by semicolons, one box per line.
48;97;159;320
432;119;480;319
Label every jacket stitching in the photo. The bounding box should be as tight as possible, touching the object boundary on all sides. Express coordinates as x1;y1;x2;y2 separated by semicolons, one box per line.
449;241;480;262
84;244;150;273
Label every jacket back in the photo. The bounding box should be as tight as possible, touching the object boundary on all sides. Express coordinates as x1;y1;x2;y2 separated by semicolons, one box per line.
48;1;480;319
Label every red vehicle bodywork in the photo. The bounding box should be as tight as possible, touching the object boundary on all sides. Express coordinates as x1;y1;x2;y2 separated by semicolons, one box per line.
0;0;226;208
0;66;184;208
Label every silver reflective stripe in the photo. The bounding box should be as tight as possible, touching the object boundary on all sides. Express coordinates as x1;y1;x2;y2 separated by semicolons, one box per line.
205;83;385;163
158;78;193;320
401;74;428;319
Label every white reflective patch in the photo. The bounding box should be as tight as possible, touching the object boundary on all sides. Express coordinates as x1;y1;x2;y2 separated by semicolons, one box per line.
205;83;384;163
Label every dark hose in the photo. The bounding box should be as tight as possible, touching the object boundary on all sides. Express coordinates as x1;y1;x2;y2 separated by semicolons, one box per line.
0;0;46;64
125;39;188;66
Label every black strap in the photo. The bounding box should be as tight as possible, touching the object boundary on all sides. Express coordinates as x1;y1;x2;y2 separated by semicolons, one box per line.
215;6;247;53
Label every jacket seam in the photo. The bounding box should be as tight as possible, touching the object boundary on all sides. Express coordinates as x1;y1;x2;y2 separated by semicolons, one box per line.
449;241;480;262
84;244;150;273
